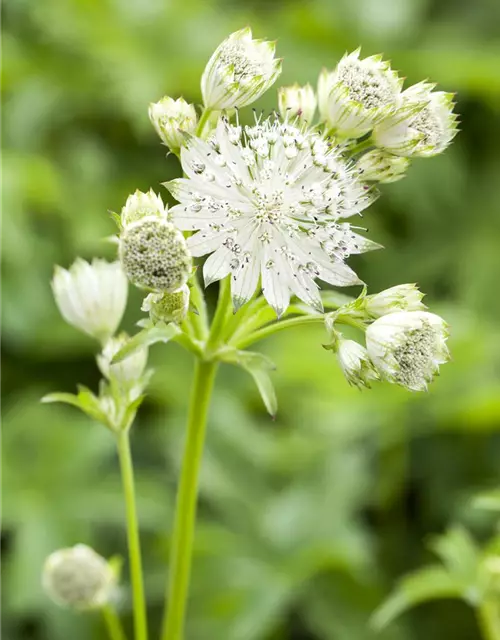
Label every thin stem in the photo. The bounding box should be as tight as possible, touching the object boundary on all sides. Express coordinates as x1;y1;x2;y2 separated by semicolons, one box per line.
161;359;218;640
235;314;325;349
117;432;148;640
477;602;500;640
102;604;128;640
205;276;232;353
195;108;214;139
348;137;374;156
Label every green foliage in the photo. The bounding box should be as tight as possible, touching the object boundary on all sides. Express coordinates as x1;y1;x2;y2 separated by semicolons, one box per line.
3;0;500;639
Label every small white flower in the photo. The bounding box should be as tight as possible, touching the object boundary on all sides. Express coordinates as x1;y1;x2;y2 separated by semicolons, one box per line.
166;115;380;316
43;544;116;610
318;50;402;138
336;337;379;389
366;311;450;391
119;216;192;292
97;333;148;389
364;284;426;317
121;189;167;227
373;82;458;157
357;149;410;183
278;83;317;123
149;97;197;152
201;27;282;110
52;259;128;342
142;285;190;325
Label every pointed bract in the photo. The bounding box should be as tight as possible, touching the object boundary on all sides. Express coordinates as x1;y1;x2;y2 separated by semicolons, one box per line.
278;83;317;124
357;149;410;183
149;96;197;153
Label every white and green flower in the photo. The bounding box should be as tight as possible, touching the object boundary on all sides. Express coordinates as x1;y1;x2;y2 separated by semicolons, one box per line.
149;96;197;153
278;83;317;123
366;311;450;391
120;189;167;228
52;259;128;342
364;284;426;317
336;337;379;389
357;149;410;183
201;27;282;110
142;285;190;325
97;333;149;392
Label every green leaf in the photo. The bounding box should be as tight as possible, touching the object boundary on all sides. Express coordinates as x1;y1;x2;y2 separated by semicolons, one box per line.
429;526;480;583
220;349;278;417
112;322;180;363
42;387;109;426
371;565;464;630
474;489;500;512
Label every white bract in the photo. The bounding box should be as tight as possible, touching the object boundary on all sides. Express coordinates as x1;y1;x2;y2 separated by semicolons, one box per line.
166;116;380;316
373;82;458;157
336;338;379;388
43;545;116;610
366;311;450;391
149;97;197;152
357;149;409;183
121;189;167;227
318;50;402;138
52;259;128;342
142;285;190;325
278;83;317;123
364;284;426;317
201;27;282;110
97;333;149;390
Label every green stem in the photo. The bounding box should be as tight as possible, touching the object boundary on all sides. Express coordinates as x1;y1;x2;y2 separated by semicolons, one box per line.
195;108;214;139
102;604;128;640
117;432;148;640
205;276;232;353
348;137;374;156
235;314;324;349
477;602;500;640
161;359;218;640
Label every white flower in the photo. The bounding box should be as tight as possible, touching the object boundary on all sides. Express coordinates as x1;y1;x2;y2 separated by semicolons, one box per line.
357;149;410;183
373;82;458;157
97;333;148;389
119;216;192;292
318;50;402;138
364;284;426;317
278;83;317;123
201;27;282;110
142;285;190;325
121;189;167;227
43;544;116;610
366;311;450;391
149;96;197;152
336;338;379;388
52;259;128;342
166;116;380;316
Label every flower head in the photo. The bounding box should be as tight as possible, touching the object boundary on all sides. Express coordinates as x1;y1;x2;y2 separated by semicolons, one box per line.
364;284;426;317
201;27;282;110
52;259;128;342
119;217;192;292
142;285;190;325
318;50;402;138
121;189;167;228
373;82;458;157
278;83;317;123
336;337;379;388
97;333;149;389
357;149;410;183
366;311;450;391
43;544;116;610
149;97;197;153
166;116;380;316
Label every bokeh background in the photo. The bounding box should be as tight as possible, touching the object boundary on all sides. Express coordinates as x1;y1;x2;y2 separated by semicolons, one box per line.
3;0;500;638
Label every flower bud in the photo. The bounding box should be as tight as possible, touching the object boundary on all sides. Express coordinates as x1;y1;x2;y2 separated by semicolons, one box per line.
119;216;192;292
364;284;426;317
373;82;458;157
149;97;197;153
121;189;167;228
366;311;450;391
142;285;190;325
357;149;409;183
52;259;128;342
336;337;379;389
318;50;402;138
201;27;282;110
97;333;148;386
278;84;317;123
43;545;115;610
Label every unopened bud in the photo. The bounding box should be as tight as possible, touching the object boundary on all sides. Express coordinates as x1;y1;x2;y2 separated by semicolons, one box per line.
121;189;167;228
142;285;190;325
149;97;197;153
278;84;316;123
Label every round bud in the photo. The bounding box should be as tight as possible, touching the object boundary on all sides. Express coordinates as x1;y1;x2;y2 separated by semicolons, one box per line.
142;285;190;325
121;189;167;228
119;216;192;292
43;544;115;610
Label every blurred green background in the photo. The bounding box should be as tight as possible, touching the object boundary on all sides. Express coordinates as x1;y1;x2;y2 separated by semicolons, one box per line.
3;0;500;638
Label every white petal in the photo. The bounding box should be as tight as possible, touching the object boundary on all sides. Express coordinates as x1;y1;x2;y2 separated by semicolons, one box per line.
203;247;232;286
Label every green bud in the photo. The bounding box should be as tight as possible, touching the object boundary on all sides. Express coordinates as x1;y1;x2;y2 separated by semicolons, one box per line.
142;285;190;325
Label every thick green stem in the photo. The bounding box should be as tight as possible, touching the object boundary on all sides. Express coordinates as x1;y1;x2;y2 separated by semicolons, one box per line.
205;276;232;353
478;602;500;640
117;432;148;640
102;604;128;640
161;359;218;640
